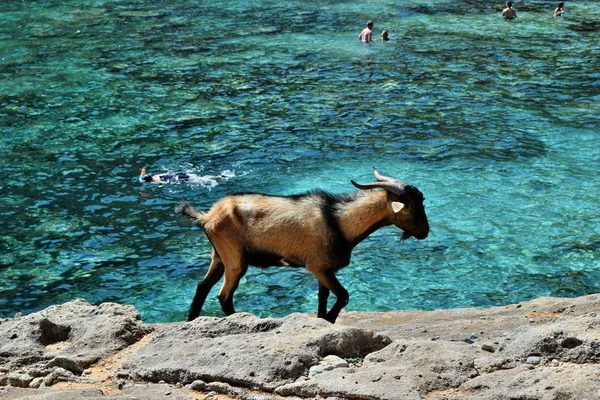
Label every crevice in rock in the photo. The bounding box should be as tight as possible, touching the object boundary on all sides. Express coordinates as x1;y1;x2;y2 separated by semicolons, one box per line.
312;330;393;359
36;318;71;346
561;337;583;349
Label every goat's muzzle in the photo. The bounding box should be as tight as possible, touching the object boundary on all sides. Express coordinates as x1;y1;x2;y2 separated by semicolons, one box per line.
401;230;428;241
414;231;429;240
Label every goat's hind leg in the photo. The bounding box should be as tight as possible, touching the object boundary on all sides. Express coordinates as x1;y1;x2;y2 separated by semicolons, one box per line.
188;249;224;321
210;239;246;316
313;270;349;324
217;259;248;316
317;282;330;319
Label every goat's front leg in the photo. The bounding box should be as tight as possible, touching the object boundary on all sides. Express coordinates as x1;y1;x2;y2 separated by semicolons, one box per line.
317;282;330;318
313;270;349;323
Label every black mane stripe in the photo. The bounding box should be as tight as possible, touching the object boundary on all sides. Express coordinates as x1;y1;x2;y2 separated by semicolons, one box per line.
231;190;357;204
317;192;353;269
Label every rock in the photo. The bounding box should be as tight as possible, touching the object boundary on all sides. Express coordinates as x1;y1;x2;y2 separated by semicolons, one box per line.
42;367;76;386
308;365;325;378
474;356;517;374
116;370;130;379
189;379;207;391
29;377;44;388
275;340;479;398
275;380;320;397
495;316;600;364
0;294;599;399
124;312;391;391
202;381;284;399
308;355;350;377
46;356;87;374
7;373;33;388
526;356;542;365
322;355;349;370
463;360;600;400
0;299;153;375
481;344;495;353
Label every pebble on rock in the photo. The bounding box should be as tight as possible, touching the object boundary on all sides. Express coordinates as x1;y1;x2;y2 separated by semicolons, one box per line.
526;356;542;365
482;344;495;353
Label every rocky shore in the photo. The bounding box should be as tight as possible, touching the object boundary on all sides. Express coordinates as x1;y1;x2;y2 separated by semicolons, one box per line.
1;295;599;400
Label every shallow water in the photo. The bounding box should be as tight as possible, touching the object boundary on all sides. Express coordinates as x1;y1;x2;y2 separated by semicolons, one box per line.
1;0;599;322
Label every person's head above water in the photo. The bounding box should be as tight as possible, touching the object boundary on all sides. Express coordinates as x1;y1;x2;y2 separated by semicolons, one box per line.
139;168;154;183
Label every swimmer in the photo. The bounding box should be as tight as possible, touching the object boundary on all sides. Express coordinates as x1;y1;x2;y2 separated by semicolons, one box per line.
358;21;374;43
381;30;389;41
139;168;231;184
554;2;564;17
139;168;199;184
502;1;517;19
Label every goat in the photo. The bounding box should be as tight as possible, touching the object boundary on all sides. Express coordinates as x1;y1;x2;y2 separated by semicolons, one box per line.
176;168;429;323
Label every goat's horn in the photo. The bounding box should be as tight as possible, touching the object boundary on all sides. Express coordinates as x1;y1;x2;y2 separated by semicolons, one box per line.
351;180;407;196
373;167;391;182
372;167;408;186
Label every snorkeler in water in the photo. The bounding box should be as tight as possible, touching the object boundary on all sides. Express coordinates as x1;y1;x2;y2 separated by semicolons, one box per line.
139;168;199;184
139;168;232;184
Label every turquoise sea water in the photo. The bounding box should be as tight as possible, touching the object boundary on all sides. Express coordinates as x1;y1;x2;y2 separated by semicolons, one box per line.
1;0;599;323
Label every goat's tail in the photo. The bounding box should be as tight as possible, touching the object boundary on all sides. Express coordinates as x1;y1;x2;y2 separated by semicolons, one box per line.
175;201;206;227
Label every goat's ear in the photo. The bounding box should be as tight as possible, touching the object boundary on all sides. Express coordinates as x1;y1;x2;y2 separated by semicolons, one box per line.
391;201;405;213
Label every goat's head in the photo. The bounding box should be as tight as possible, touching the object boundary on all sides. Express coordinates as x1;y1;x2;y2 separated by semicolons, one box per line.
351;167;429;240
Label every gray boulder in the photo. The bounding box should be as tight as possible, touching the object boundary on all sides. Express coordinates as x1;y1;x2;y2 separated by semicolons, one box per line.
496;313;600;364
0;299;152;379
276;339;479;399
124;312;392;391
459;363;600;400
